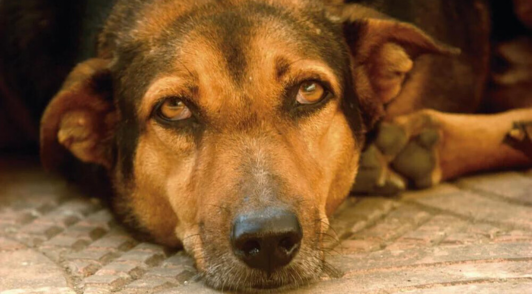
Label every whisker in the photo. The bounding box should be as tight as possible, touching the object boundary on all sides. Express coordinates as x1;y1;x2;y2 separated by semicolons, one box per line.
315;217;340;238
322;260;343;279
317;232;340;241
317;246;341;255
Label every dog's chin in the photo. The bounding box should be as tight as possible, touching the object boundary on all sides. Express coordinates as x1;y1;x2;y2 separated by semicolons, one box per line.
206;275;316;293
202;248;323;293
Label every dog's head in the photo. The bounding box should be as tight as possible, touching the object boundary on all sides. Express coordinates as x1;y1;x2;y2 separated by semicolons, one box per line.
40;0;454;290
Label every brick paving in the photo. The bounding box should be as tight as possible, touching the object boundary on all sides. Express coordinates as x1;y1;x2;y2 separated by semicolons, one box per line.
1;157;532;293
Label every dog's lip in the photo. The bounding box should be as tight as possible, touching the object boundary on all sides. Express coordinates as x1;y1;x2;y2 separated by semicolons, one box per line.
240;277;314;292
229;269;316;291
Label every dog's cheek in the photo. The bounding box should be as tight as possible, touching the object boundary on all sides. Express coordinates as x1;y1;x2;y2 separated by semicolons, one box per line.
125;131;197;247
297;106;359;216
165;158;201;242
323;112;359;215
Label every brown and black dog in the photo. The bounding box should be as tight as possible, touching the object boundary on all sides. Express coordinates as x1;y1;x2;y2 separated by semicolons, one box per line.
1;0;532;291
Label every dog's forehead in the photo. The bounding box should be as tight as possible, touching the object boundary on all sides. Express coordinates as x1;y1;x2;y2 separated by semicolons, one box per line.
166;5;333;81
138;0;339;59
116;0;329;44
113;0;347;113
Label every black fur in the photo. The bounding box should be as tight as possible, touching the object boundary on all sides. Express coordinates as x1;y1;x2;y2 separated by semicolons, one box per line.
0;0;114;151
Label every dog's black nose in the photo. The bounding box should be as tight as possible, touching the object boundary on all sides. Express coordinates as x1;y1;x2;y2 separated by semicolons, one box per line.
231;208;302;273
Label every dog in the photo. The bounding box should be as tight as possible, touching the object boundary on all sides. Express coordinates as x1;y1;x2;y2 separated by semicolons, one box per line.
1;0;531;291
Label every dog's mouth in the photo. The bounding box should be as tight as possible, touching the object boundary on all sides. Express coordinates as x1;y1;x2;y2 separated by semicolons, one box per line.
206;271;315;292
201;246;324;292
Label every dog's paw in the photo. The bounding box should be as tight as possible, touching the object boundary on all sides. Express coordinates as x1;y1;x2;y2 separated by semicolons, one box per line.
383;110;444;189
353;110;446;194
391;128;441;189
351;144;406;196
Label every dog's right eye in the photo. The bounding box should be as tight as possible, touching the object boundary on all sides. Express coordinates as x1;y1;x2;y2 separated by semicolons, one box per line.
296;81;327;105
155;97;193;122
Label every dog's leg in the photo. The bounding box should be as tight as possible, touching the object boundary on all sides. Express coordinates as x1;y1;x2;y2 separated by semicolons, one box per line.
379;108;532;188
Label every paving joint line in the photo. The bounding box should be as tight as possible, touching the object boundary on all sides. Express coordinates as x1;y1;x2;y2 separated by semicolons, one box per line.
338;201;403;241
366;277;532;294
456;184;532;208
403;200;531;232
342;256;532;278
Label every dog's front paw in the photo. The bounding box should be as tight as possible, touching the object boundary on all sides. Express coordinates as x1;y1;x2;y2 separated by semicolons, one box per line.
391;127;442;189
381;110;444;189
351;144;406;196
352;110;445;196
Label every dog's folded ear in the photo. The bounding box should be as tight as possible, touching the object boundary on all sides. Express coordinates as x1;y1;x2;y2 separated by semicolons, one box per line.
341;10;460;128
40;58;117;172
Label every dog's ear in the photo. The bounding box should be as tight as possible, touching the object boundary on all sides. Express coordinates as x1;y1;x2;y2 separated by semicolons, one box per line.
40;58;117;172
341;10;460;128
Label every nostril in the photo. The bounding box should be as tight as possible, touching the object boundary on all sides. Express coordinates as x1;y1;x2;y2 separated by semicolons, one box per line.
242;239;261;257
279;236;298;255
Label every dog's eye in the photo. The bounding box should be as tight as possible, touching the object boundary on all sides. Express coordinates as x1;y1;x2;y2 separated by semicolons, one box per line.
296;81;327;105
157;97;192;121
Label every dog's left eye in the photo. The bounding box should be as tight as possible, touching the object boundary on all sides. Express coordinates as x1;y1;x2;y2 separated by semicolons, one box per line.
296;81;328;105
156;97;192;121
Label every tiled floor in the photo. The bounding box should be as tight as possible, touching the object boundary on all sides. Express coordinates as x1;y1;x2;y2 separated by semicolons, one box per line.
1;157;531;293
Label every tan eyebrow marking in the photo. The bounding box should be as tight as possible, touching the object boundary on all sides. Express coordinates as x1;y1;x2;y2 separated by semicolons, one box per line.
276;60;343;95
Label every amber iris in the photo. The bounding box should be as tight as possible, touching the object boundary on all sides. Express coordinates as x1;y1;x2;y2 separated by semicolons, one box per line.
296;81;326;105
158;98;192;121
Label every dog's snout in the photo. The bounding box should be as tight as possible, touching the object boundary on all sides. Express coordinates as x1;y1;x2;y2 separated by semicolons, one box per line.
231;208;302;273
